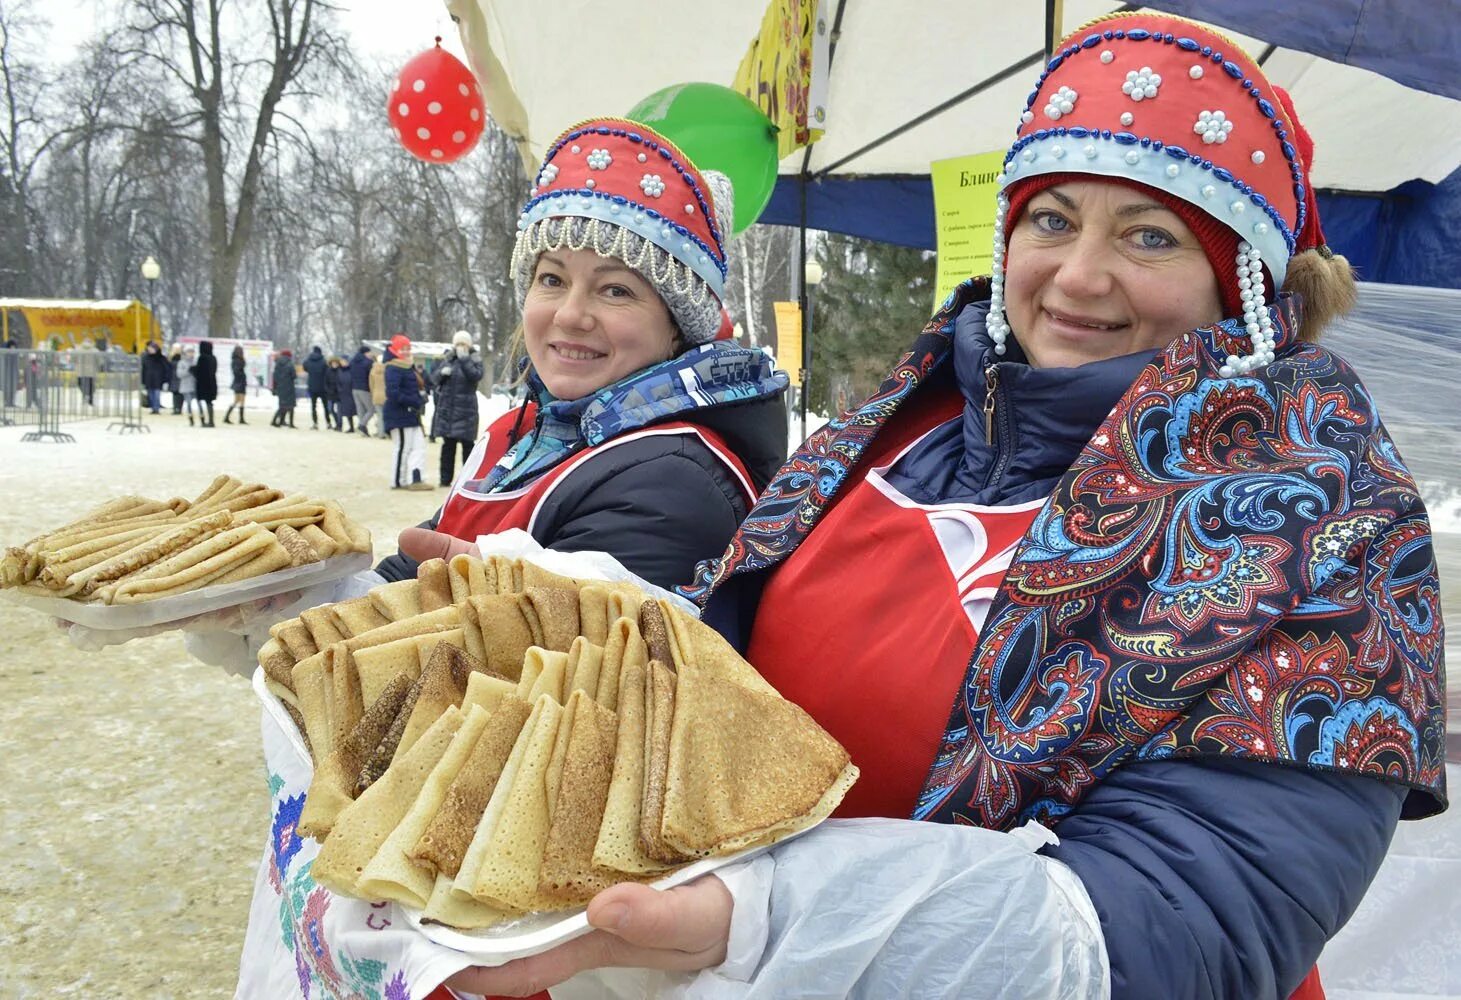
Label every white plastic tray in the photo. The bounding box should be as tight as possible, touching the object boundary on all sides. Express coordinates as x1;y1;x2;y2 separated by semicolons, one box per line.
2;550;371;629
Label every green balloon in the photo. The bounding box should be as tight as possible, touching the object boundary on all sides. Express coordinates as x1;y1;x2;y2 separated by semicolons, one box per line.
626;82;780;235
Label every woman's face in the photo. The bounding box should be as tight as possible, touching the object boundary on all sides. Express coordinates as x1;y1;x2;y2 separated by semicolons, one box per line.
1003;181;1223;369
522;248;679;400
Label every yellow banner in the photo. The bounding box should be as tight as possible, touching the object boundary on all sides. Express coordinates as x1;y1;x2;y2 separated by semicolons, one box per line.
733;0;828;159
930;150;1007;307
773;300;803;386
1;302;156;352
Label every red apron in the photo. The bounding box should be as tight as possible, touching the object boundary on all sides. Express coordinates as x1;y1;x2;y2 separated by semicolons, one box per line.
434;416;755;544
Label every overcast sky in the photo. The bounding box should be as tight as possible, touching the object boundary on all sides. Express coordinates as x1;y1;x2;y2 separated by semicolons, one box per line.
47;0;470;66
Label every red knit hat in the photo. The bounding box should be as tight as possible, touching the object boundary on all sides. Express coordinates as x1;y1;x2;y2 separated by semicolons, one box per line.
389;334;411;355
988;12;1328;376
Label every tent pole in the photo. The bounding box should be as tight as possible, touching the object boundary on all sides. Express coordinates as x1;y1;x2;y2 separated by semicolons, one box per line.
1045;0;1064;57
798;173;810;441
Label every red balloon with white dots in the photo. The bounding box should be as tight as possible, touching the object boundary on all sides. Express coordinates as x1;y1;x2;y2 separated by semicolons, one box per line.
387;38;486;164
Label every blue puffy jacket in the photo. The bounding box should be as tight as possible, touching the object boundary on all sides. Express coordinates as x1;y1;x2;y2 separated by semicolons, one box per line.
381;354;423;431
348;349;373;392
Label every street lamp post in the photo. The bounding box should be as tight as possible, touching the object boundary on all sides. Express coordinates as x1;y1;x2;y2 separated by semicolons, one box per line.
801;259;823;440
140;255;161;346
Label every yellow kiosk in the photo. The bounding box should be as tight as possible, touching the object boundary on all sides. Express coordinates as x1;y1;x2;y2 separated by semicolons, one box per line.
0;298;158;352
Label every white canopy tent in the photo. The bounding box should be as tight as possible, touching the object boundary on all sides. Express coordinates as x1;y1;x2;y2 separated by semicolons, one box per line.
445;0;1461;192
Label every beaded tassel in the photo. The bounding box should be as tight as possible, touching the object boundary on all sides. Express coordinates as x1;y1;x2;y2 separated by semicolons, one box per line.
986;193;1012;355
1218;241;1276;377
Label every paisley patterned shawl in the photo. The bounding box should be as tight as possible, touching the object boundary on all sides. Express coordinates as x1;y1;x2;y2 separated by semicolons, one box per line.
685;277;1447;829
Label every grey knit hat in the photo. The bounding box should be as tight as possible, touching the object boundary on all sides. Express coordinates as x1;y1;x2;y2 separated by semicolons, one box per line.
511;119;732;345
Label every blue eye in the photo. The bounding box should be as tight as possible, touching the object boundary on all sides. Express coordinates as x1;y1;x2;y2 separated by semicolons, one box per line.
537;272;562;287
1135;228;1176;249
1032;210;1070;233
602;284;633;298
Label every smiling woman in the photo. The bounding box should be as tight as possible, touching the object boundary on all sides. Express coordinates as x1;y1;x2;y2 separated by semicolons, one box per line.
374;118;789;592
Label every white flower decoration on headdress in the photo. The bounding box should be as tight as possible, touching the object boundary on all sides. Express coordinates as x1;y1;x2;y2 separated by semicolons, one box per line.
640;174;666;198
536;162;559;187
1043;85;1078;121
1122;66;1161;102
586;148;612;170
1193;109;1234;144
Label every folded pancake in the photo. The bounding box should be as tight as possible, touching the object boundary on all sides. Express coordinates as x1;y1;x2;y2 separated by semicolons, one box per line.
190;475;235;507
467;594;539;679
417;558;453;611
486;555;522;594
638;601;674;669
37;524;171;586
337;606;460;655
465;695;567;912
639;661;690;865
410;694;533;878
544;690;583;819
271;617;318;662
578;586;612;645
330;597;389;637
352;635;430;709
521;587;581;653
448;553;491;604
420;872;513;929
274;524;321;566
344;515;372;554
290;651;333;758
299;524;339;560
564;638;603;703
393;642;488;759
518;648;569;705
355;702;495;907
258;637;297;694
521;561;579;591
299;606;347;649
540;692;634;903
593;660;672;874
453;695;552;905
598;616;648;715
209;539;293;585
328;644;366;751
659;599;779;696
661;670;854;857
369;579;421;621
461;671;517;716
319;501;354;552
311;706;465;894
298;671;414;840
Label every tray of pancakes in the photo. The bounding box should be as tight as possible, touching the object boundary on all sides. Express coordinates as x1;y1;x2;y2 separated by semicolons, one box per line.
1;475;373;629
253;552;856;962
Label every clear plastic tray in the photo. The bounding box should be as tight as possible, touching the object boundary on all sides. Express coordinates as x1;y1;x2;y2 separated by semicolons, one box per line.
2;550;371;629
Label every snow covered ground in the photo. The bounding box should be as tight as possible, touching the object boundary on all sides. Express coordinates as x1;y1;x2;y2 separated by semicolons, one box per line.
0;387;1453;997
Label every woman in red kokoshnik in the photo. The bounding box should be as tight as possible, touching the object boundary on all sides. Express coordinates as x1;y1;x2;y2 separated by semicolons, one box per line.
447;13;1446;1000
379;119;788;592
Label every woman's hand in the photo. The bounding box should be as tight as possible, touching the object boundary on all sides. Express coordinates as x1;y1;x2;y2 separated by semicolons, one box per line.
444;877;732;997
397;526;478;563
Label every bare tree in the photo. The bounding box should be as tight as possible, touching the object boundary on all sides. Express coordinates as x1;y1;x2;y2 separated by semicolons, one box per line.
127;0;344;339
0;0;62;293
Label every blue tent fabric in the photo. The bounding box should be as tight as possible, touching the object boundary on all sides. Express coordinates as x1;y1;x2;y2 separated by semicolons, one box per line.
763;167;1461;290
1145;0;1461;101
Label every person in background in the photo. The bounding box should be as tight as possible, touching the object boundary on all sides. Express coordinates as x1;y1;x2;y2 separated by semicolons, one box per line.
429;329;484;486
176;343;198;424
368;345;389;439
348;344;376;437
73;339;102;406
223;345;248;424
167;345;184;414
140;340;169;415
193;340;217;427
323;355;343;430
270;348;297;428
303;344;328;430
383;333;430;490
334;355;357;433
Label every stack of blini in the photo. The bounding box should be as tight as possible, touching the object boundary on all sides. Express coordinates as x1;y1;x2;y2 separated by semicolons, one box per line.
0;475;371;604
260;554;857;929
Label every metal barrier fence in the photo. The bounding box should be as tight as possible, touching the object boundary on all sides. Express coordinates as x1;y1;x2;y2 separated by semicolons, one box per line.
0;348;146;441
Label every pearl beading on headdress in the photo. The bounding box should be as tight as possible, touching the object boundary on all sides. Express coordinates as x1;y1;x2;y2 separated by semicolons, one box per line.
1219;240;1276;376
511;215;715;305
986;193;1012;355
